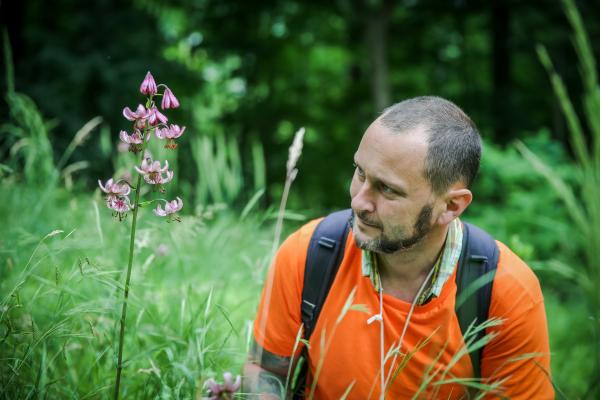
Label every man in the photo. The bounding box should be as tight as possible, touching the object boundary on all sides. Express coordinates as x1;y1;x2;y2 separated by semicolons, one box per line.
244;96;553;399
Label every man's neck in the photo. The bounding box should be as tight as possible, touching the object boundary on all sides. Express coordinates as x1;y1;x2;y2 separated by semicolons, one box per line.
376;225;449;301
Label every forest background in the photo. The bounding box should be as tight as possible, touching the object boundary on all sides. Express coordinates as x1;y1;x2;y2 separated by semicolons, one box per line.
1;0;599;398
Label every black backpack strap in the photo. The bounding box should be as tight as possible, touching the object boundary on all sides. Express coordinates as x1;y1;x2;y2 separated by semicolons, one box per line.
301;208;352;339
455;222;499;379
292;209;351;398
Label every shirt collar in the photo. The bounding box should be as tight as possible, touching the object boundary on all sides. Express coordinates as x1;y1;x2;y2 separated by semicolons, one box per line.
361;218;463;304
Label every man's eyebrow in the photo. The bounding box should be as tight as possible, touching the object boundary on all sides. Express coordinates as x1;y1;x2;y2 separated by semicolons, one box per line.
378;177;407;195
353;159;407;195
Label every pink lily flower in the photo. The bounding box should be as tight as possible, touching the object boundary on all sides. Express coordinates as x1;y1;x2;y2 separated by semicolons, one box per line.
123;104;150;122
156;124;186;149
107;196;132;221
204;372;241;400
156;124;186;140
119;129;144;144
108;196;131;213
140;71;157;95
98;178;131;198
153;197;183;217
161;87;180;109
204;379;221;400
134;157;173;185
148;106;168;126
120;129;147;153
99;178;132;221
222;373;242;394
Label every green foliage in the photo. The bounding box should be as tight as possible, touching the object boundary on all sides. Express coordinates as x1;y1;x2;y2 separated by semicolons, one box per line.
465;130;579;263
10;0;599;209
4;0;600;396
0;183;275;398
545;291;594;399
514;0;600;395
1;92;56;186
191;132;243;206
1;33;55;187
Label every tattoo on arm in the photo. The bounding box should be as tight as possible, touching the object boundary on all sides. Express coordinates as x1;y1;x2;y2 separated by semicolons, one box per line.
243;339;292;398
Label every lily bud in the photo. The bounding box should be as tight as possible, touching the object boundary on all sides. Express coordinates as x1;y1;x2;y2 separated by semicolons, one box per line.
140;71;157;95
161;87;180;109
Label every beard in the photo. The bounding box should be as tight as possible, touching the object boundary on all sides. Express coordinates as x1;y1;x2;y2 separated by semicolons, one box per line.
350;205;433;254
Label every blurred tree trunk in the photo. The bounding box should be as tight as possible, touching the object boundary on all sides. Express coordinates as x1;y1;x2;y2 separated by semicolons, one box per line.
364;0;394;112
491;0;511;142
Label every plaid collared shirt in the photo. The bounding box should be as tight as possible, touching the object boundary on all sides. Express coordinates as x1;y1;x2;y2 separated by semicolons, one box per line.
361;218;463;305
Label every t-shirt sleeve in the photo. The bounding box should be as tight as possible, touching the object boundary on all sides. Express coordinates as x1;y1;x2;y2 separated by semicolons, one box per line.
252;219;320;357
481;242;554;399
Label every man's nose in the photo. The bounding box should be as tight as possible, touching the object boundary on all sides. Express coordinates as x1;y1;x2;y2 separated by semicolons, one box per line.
351;181;375;213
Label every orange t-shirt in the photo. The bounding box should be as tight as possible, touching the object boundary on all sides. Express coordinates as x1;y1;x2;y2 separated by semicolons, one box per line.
254;219;553;399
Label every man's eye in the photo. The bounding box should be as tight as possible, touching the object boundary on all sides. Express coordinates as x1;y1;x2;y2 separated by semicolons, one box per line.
353;163;365;177
381;184;395;195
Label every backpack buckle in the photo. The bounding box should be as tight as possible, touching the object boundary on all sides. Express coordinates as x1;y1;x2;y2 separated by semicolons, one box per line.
470;255;488;263
318;237;336;249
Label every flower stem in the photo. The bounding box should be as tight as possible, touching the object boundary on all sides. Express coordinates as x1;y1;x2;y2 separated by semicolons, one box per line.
113;161;144;400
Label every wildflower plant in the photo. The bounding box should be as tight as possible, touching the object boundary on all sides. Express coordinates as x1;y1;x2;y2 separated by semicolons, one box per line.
204;372;242;400
97;71;185;399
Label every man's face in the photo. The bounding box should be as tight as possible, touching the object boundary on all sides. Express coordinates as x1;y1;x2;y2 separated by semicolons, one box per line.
349;120;440;254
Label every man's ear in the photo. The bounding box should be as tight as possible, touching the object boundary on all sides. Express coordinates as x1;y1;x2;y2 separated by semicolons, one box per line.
436;188;472;225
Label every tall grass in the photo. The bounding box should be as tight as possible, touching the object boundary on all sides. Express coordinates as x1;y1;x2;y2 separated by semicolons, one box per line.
0;182;274;398
190;132;266;208
516;0;600;396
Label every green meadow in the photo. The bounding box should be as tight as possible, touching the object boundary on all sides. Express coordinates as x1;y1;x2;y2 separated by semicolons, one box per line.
2;0;600;398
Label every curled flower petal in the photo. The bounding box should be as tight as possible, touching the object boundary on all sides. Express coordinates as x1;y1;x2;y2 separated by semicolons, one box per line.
160;160;169;172
140;71;157;96
156;125;185;149
135;157;173;185
155;127;168;140
148;106;168;126
155;125;186;146
161;87;180;109
98;178;113;194
169;197;183;212
160;171;175;185
232;375;241;392
98;178;130;196
119;130;143;144
153;203;168;217
119;130;129;143
169;124;185;139
222;372;241;392
204;378;222;399
123;104;150;121
122;107;135;121
153;197;182;217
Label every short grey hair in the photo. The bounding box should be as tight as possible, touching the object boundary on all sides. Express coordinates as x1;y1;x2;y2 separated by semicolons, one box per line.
379;96;481;194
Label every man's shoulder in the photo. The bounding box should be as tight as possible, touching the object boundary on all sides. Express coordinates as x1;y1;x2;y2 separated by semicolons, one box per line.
275;217;325;266
461;222;541;299
283;217;324;250
491;240;545;313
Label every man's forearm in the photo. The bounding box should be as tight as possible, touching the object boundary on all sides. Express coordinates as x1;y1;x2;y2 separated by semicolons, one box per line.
243;362;287;399
243;339;294;399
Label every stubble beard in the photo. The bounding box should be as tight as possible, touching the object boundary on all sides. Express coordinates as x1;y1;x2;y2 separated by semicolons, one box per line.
351;205;434;254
